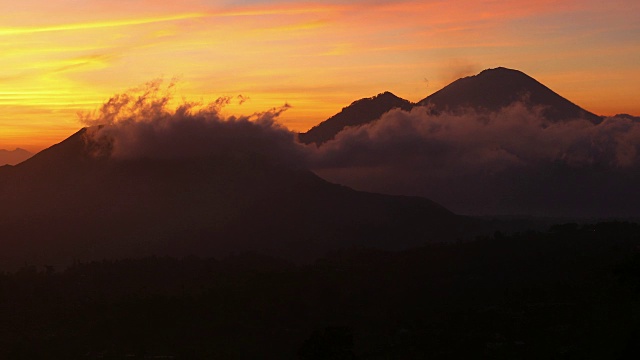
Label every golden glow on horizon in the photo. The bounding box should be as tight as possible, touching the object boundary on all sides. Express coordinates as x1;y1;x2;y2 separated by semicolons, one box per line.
0;0;639;152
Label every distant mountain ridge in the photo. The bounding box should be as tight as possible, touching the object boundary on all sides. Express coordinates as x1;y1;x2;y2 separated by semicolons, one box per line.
300;67;605;145
0;147;32;165
614;113;640;121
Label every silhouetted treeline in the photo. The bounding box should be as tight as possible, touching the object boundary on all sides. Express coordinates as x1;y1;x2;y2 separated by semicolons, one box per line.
1;222;640;359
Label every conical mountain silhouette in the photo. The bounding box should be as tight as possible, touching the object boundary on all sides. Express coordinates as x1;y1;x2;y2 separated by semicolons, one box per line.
418;67;602;123
0;127;469;270
301;67;602;146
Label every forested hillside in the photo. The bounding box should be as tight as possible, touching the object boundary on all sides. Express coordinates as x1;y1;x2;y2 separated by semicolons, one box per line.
1;222;639;359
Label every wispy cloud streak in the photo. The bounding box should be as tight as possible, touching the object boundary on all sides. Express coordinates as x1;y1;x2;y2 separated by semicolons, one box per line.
0;13;207;36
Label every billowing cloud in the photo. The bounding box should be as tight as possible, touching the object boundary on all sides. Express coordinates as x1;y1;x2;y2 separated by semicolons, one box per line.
80;80;307;167
309;104;640;217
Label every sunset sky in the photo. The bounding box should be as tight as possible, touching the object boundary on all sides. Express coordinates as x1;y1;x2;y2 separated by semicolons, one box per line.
0;0;638;152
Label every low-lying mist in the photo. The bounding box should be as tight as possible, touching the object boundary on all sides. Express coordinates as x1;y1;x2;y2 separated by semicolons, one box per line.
311;103;640;216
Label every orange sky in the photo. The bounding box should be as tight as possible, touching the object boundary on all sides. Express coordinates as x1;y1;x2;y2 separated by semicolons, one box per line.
1;0;639;152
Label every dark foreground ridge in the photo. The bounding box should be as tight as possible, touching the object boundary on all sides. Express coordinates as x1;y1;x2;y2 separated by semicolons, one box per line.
0;127;473;270
1;222;639;359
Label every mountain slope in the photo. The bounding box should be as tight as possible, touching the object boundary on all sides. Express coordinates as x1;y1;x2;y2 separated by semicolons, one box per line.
298;91;413;145
0;127;472;270
418;67;602;123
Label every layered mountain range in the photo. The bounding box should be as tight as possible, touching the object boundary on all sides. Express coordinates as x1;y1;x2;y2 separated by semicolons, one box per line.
1;66;638;269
